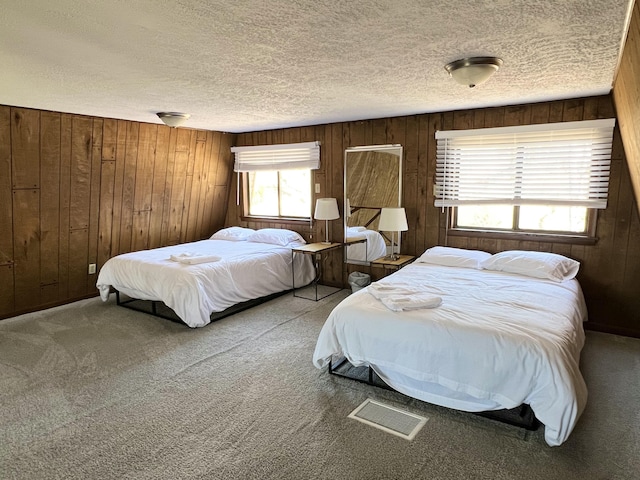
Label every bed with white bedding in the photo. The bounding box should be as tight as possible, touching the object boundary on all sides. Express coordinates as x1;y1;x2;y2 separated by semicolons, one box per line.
313;247;588;446
344;227;388;263
97;227;315;328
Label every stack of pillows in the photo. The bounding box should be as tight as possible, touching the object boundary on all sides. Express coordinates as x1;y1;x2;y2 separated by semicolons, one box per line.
210;227;307;248
415;246;580;282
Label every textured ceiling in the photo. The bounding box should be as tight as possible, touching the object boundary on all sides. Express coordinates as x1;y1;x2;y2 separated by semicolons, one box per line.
0;0;634;133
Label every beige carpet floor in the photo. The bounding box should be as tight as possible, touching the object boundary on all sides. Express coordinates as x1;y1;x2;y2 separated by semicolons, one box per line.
0;291;639;479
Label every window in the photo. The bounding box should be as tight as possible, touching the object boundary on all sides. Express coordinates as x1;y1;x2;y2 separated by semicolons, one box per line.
454;205;591;234
246;169;311;218
231;142;320;220
435;119;615;238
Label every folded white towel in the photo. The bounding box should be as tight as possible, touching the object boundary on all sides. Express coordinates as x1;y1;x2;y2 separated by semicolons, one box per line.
368;283;421;300
169;253;221;265
381;293;442;312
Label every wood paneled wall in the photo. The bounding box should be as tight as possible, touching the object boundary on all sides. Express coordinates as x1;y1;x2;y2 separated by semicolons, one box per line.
230;95;640;337
0;105;235;319
613;0;640;214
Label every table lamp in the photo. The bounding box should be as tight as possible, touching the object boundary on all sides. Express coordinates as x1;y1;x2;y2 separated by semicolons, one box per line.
314;198;340;244
378;207;408;260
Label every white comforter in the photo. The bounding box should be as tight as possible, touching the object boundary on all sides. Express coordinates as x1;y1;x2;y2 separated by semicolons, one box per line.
312;263;588;446
97;239;315;328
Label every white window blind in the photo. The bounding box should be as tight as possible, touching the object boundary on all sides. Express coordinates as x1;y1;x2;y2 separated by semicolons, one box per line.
434;119;616;209
231;141;320;172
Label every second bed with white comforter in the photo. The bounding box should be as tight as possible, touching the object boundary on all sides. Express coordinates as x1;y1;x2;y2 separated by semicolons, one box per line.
313;259;588;447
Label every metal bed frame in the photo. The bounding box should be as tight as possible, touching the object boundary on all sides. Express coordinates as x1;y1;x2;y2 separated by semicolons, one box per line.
114;289;290;326
329;356;539;431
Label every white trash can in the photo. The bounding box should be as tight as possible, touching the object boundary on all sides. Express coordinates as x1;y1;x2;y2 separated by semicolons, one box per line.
348;272;371;293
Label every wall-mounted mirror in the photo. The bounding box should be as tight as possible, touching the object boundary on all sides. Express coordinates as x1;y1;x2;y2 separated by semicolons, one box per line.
344;145;402;264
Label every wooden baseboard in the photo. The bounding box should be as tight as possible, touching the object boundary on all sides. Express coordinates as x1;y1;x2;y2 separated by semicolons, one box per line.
584;322;640;339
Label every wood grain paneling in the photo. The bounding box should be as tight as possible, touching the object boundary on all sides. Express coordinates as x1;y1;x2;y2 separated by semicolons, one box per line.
231;95;640;336
0;105;235;320
13;189;40;310
40;112;61;294
11;108;40;189
613;0;640;214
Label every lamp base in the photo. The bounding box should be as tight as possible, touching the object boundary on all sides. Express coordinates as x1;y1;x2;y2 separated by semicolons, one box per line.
384;253;400;261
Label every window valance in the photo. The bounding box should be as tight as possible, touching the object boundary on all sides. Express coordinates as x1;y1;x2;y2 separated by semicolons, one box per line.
232;141;320;172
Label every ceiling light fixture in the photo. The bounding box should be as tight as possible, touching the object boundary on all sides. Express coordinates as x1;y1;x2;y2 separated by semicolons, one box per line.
444;57;503;88
156;112;191;128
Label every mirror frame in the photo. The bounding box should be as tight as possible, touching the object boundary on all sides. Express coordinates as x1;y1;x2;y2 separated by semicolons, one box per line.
343;144;403;264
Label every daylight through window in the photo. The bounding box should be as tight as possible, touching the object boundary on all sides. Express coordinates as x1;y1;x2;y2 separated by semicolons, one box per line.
231;141;320;220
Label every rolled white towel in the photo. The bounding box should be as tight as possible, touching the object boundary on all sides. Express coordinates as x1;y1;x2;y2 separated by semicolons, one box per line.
368;282;421;299
381;293;442;312
169;253;221;265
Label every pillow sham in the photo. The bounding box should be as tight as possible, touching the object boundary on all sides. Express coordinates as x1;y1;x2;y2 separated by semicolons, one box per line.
480;250;580;282
347;226;367;233
416;246;491;269
210;226;255;241
246;228;306;247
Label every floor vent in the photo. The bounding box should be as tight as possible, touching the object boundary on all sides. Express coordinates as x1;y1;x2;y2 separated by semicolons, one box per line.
348;398;428;440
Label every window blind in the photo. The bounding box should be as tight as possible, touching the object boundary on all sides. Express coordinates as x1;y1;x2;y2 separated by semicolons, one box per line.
434;119;616;209
232;141;320;172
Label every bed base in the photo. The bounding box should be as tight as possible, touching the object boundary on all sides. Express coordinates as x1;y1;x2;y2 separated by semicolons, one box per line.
329;356;539;431
114;289;289;326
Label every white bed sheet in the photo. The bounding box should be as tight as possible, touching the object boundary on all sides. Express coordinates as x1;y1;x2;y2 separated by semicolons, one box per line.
312;263;588;446
345;229;388;262
97;239;315;328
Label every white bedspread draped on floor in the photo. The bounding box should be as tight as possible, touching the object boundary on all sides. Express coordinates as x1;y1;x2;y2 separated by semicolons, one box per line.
97;239;315;328
313;263;588;446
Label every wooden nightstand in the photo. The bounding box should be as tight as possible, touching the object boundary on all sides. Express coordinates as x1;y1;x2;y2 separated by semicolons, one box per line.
292;242;343;301
370;254;415;272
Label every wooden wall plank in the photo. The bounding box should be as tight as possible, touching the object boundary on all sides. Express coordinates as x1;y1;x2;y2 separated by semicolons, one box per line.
0;265;14;315
148;126;170;249
69;116;93;231
40;112;61;295
11;108;40;189
0;106;13;267
68;228;89;298
160;128;178;245
13;189;40;310
118;122;139;254
86;119;103;292
58;114;72;300
97;161;116;271
110;120;127;256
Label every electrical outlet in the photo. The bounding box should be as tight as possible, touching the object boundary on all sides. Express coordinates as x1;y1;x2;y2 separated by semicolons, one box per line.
88;263;96;274
315;183;320;194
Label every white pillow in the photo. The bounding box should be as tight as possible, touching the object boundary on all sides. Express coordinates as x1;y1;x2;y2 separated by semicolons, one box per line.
210;226;255;241
416;246;491;269
246;228;306;247
347;226;367;233
480;250;580;282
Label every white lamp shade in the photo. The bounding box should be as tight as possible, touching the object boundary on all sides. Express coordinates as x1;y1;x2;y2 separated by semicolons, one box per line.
378;207;408;231
314;198;340;220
